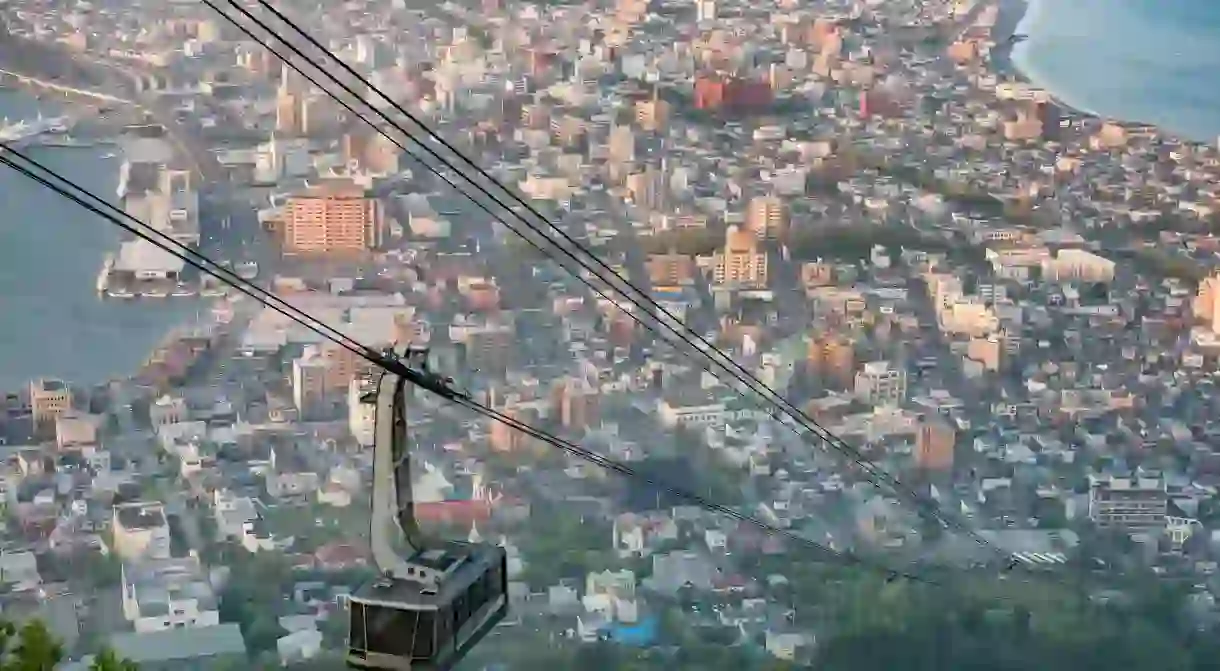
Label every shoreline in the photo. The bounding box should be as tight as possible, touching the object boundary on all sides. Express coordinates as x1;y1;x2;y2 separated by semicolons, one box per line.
0;90;202;395
993;0;1217;145
988;0;1027;77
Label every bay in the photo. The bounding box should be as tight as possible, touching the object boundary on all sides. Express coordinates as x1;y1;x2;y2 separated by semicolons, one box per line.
1014;0;1220;143
0;90;198;392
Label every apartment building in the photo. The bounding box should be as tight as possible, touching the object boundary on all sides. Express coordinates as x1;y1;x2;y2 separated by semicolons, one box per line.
113;502;172;562
284;181;382;254
1088;475;1167;533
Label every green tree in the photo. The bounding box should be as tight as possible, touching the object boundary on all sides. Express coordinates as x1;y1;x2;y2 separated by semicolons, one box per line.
90;648;139;671
8;619;62;671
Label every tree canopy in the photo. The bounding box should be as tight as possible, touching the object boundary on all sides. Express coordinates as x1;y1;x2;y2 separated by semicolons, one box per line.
0;618;138;670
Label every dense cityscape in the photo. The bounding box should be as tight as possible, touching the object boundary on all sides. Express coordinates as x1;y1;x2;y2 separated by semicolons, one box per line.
0;0;1219;668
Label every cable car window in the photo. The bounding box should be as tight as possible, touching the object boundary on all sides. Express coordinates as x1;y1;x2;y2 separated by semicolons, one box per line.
366;607;414;659
412;610;436;660
348;602;368;651
452;593;468;632
436;605;453;654
487;563;503;601
468;574;486;613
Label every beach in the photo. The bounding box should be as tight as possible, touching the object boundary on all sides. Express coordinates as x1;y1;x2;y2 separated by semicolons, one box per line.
1008;0;1220;144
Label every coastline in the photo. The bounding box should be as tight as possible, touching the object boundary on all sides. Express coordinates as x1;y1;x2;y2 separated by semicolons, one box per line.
999;0;1220;145
988;0;1027;77
987;0;1161;134
0;90;203;394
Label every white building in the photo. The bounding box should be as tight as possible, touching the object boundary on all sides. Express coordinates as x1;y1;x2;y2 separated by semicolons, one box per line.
855;360;908;407
120;556;220;633
348;377;375;446
113;502;171;562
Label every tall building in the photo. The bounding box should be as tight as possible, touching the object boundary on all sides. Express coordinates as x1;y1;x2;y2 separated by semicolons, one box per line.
915;417;956;471
807;335;855;388
696;0;717;21
30;378;71;432
634;92;670;132
1088;475;1167;533
284;181;382;254
746;196;787;239
292;346;330;420
646;252;696;286
490;405;538;452
552;377;600;431
1194;273;1220;335
712;225;768;288
275;86;300;135
348;377;375;447
854;361;907;407
693;75;773;112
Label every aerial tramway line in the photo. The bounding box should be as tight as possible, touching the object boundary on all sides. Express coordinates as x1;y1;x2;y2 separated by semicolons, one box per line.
0;138;939;669
0;2;1148;666
345;346;508;670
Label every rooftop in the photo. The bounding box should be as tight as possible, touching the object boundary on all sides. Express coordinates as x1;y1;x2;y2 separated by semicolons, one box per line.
114;239;186;274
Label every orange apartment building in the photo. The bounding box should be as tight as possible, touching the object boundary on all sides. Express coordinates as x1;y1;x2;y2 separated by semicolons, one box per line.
284;181;382;254
693;74;774;112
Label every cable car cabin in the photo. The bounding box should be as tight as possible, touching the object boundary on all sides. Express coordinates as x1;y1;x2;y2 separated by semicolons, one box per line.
347;541;508;670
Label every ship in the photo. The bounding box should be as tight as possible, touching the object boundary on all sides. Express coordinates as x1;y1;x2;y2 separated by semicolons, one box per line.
95;254;114;296
35;134;93;149
0;113;70;144
142;286;169;299
171;284;196;298
115;160;130;199
107;287;135;299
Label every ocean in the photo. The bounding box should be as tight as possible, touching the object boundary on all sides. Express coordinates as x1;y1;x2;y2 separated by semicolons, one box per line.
1013;0;1220;143
0;90;199;392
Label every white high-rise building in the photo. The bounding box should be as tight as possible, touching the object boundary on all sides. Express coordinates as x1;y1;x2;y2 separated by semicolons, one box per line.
854;360;908;408
348;377;375;446
697;0;717;21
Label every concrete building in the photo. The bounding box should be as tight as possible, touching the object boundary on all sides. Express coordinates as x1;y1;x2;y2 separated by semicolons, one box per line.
30;378;71;431
1088;475;1167;533
712;225;769;288
120;556;220;633
284;181;382;254
113;502;171;562
915;417;956;471
854;361;908;407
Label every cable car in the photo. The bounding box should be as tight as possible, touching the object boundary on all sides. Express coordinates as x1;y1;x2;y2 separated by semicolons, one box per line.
347;347;508;670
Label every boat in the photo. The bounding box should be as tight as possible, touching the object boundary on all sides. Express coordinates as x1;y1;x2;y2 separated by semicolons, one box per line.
96;254;114;296
171;284;196;298
200;286;227;298
116;160;131;199
0;112;69;143
107;287;135;299
101;151;117;159
142;287;169;299
236;261;259;280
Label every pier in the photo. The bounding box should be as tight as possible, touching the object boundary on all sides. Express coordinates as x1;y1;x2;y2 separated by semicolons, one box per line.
0;31;224;183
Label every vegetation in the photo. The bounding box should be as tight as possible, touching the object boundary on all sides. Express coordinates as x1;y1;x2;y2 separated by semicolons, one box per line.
0;618;138;670
216;543;376;657
637;223;981;266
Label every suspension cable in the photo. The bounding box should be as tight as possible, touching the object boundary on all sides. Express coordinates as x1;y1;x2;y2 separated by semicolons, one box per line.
0;144;932;585
207;0;1010;563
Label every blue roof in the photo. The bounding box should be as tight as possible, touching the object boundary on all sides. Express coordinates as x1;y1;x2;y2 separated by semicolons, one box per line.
606;615;659;646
